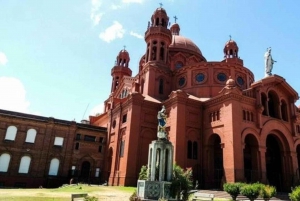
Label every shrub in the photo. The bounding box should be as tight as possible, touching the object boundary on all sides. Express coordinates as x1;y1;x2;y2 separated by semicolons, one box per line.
171;164;193;201
290;186;300;201
129;190;138;201
138;165;148;180
240;183;263;201
84;195;98;201
223;182;245;200
260;185;276;201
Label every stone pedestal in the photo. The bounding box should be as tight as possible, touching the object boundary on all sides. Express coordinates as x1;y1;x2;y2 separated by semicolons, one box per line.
137;180;172;200
148;140;173;182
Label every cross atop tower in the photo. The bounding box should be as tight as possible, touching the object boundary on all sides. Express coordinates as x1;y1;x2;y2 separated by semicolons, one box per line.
174;16;178;23
159;3;163;8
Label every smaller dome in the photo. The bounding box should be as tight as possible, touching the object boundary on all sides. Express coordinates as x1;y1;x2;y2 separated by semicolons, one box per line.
226;76;236;88
224;40;238;52
170;23;180;35
224;39;239;58
118;49;129;58
154;7;167;14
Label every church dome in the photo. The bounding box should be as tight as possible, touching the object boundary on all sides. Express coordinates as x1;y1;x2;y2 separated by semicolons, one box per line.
169;35;203;55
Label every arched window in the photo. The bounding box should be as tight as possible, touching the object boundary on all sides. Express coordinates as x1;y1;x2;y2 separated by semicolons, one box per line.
25;129;37;143
193;141;198;159
48;158;59;176
0;153;11;172
155;18;159;26
159;79;164;94
141;79;145;94
243;110;246;120
268;91;280;119
5;126;17;141
75;142;79;150
187;141;192;159
152;46;157;60
246;111;250;121
160;42;165;61
18;156;31;173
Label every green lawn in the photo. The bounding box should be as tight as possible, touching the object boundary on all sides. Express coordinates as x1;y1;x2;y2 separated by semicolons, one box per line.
0;185;136;201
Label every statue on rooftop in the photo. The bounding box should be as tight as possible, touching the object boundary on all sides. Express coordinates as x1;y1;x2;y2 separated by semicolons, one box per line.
264;47;276;76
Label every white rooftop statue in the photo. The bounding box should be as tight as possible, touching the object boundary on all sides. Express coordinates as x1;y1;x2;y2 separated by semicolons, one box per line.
264;47;276;77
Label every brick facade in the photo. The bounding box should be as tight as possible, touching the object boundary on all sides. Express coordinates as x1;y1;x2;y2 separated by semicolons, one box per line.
0;109;107;188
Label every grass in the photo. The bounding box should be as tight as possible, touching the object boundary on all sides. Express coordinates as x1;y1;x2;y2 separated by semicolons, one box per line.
0;184;136;201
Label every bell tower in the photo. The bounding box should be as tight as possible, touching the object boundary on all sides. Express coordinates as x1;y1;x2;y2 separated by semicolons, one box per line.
223;37;243;65
111;48;132;93
144;6;172;64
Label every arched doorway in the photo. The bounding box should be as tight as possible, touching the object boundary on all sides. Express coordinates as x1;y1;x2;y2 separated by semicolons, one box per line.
244;134;259;182
80;161;91;183
266;135;283;191
206;134;223;189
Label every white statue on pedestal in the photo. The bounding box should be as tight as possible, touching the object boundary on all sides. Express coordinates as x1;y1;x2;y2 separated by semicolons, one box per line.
264;47;276;77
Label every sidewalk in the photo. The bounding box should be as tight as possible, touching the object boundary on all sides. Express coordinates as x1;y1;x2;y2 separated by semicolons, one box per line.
197;190;290;200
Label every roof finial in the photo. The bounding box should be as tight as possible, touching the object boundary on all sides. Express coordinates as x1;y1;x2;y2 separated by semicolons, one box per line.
123;45;126;50
159;2;163;8
174;15;178;23
229;35;232;41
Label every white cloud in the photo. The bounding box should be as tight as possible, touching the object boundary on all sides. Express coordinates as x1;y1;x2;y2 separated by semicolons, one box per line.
130;31;143;39
0;77;30;113
89;103;104;116
99;21;125;43
122;0;144;3
0;52;8;65
91;0;104;26
111;4;121;10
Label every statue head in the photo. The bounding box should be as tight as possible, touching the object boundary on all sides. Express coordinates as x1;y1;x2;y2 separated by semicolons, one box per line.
161;105;166;112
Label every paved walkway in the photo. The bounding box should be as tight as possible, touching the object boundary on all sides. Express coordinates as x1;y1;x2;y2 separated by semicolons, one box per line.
197;190;290;200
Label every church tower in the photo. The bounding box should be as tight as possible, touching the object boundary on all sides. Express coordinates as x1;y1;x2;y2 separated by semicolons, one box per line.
111;49;132;93
144;6;172;64
223;38;243;65
141;6;172;100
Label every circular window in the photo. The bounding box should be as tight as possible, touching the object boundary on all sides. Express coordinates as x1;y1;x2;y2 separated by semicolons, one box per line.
175;62;183;69
196;73;205;83
237;76;244;86
178;77;186;87
217;73;227;82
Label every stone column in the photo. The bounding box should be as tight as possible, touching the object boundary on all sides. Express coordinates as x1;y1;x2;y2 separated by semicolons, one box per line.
259;146;267;183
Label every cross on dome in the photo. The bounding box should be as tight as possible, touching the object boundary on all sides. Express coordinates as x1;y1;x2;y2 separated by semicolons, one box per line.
174;15;178;23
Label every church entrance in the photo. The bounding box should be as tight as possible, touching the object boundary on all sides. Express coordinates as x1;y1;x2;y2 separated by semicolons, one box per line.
205;134;223;189
243;134;259;182
80;161;91;183
266;135;283;191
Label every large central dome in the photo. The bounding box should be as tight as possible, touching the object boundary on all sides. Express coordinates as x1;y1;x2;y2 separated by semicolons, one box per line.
169;35;203;55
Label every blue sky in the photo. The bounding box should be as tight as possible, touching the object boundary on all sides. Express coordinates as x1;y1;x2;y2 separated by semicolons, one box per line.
1;0;300;122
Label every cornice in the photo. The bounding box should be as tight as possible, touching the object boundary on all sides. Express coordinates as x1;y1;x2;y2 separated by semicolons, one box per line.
204;92;256;107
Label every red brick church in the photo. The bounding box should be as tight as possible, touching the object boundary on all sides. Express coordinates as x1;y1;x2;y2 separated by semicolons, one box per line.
91;7;300;191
